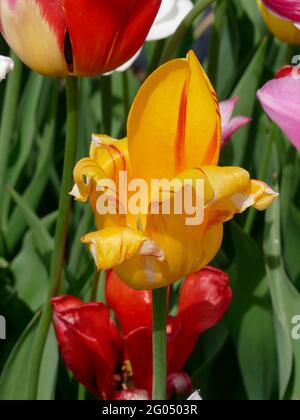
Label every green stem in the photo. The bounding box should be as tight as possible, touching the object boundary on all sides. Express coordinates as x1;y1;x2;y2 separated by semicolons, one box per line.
27;77;78;400
207;0;228;87
0;53;22;231
244;122;274;235
161;0;216;63
152;286;168;400
100;76;112;133
148;39;166;75
90;270;101;301
122;71;130;122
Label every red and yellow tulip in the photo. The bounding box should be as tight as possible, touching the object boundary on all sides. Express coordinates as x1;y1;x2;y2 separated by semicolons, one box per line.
0;0;162;76
72;51;277;290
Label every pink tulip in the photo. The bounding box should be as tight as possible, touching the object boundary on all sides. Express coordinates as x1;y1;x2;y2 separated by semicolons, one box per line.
220;97;251;147
257;70;300;151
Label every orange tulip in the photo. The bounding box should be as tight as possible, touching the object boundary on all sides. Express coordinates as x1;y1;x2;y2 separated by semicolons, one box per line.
72;51;277;290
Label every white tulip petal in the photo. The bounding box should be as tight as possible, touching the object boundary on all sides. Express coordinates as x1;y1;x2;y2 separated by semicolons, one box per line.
0;55;14;81
147;0;194;41
104;48;143;75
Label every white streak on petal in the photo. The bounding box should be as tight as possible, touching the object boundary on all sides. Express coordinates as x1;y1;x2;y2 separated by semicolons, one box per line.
139;240;165;262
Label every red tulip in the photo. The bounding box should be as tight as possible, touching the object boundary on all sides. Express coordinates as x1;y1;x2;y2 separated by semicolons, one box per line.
0;0;162;76
52;267;232;400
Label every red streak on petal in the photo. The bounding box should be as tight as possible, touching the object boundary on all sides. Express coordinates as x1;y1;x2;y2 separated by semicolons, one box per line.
37;0;66;53
202;122;219;164
175;80;188;172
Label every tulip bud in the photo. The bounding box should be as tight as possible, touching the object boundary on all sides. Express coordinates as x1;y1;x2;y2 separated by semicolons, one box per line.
167;372;193;399
0;0;162;76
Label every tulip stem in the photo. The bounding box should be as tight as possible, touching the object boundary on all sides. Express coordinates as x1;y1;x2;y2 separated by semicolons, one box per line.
161;0;216;63
27;77;78;400
152;286;168;400
100;76;112;134
244;121;274;235
0;53;22;232
122;72;130;123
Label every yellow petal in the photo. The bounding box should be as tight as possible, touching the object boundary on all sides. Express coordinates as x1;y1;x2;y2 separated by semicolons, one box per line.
258;0;300;45
71;158;108;202
71;136;128;202
90;135;129;179
81;227;165;271
127;50;221;184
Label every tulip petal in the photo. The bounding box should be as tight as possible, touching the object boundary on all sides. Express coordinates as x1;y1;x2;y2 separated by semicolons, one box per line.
63;0;162;75
168;266;232;372
146;0;194;41
0;55;14;81
113;389;150;400
127;50;221;184
258;0;300;44
0;0;67;76
257;75;300;151
81;227;165;271
220;97;251;146
71;137;128;202
106;270;152;335
52;296;117;399
262;0;300;23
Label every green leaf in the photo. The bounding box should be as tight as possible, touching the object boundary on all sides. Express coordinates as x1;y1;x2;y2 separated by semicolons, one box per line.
0;314;39;400
226;222;278;400
7;86;58;250
0;313;58;400
11;234;48;312
7;187;53;255
224;39;267;166
264;186;300;400
37;326;59;400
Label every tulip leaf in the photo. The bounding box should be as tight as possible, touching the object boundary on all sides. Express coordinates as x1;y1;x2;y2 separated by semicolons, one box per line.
7;86;58;250
0;313;58;400
7;187;53;256
226;39;267;166
226;222;278;400
11;233;48;312
264;186;300;400
3;73;44;226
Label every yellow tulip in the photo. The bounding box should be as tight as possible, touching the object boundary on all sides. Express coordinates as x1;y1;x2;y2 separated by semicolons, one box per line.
71;51;277;290
258;0;300;45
